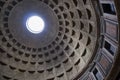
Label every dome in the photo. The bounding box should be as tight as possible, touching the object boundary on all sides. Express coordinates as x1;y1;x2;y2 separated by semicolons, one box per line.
0;0;120;80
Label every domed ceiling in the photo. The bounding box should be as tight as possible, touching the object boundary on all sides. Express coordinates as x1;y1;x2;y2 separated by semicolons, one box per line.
0;0;99;80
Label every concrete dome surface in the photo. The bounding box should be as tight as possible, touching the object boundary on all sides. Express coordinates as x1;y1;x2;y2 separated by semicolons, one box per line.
0;0;120;80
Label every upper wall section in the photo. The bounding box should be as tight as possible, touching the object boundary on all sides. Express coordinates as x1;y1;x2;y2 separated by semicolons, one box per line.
76;0;120;80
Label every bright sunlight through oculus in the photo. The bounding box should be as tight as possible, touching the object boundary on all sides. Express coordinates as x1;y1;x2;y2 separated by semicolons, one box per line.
26;16;45;34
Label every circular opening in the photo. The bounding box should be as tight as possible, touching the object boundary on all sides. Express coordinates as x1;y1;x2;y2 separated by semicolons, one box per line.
26;16;45;34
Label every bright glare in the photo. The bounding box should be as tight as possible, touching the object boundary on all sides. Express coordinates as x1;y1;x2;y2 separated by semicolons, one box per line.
26;16;45;34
